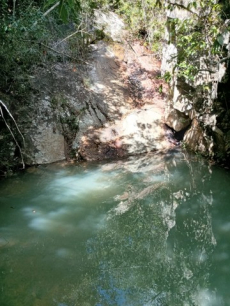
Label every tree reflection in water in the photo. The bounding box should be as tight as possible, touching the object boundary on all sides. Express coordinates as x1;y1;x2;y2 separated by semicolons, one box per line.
79;150;219;306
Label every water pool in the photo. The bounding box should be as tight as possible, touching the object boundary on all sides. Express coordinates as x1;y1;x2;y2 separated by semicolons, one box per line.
0;149;230;306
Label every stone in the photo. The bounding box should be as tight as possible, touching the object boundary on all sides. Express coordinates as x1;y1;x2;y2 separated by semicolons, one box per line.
94;10;125;42
172;80;194;113
25;125;66;164
161;43;177;75
183;119;213;155
78;105;173;161
166;0;192;19
165;107;191;132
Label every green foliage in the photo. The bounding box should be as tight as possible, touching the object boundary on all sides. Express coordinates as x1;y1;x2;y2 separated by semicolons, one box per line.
0;0;96;101
98;0;120;10
163;0;230;164
163;0;225;81
163;71;172;83
121;0;165;54
0;123;22;175
0;0;96;172
225;131;230;154
101;0;165;56
0;3;49;99
44;0;97;23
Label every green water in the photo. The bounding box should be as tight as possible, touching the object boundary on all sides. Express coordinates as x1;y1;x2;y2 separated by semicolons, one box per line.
0;150;230;306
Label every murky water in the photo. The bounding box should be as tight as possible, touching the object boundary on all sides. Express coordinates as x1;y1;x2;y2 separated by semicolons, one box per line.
0;149;230;306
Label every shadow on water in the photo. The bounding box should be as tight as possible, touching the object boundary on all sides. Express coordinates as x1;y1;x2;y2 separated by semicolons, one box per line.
0;149;230;306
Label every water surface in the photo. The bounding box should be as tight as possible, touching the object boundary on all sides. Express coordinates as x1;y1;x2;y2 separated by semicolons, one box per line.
0;150;230;306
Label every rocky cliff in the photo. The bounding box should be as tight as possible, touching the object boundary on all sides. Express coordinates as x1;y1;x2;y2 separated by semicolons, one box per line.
162;0;230;163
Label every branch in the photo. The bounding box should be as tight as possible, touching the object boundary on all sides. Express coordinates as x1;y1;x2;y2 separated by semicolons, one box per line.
219;56;230;63
0;101;25;169
126;40;137;56
13;0;16;20
21;39;88;63
0;100;25;147
197;69;216;73
55;22;84;46
167;2;199;18
43;1;60;17
33;1;60;27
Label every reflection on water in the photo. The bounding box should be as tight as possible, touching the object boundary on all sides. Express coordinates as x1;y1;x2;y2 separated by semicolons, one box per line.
0;150;230;305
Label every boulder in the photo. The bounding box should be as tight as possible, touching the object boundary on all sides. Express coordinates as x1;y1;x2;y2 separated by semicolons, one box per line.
25;125;66;164
183;119;213;155
165;107;191;132
94;10;125;42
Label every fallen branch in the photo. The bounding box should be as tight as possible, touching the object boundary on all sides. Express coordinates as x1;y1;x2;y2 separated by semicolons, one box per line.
21;39;88;63
126;40;137;56
0;100;25;146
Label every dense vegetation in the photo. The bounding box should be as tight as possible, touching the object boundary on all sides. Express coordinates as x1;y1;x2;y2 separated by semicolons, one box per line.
0;0;98;173
0;0;97;100
1;0;229;99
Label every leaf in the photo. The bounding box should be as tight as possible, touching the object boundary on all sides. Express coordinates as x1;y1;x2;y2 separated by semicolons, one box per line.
67;0;74;9
59;4;68;23
58;0;64;14
192;1;197;9
217;34;224;46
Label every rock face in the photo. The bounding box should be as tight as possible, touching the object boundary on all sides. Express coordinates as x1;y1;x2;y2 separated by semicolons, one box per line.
27;125;66;164
162;1;230;158
19;11;174;164
79;105;169;161
183;119;213;155
78;38;173;160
